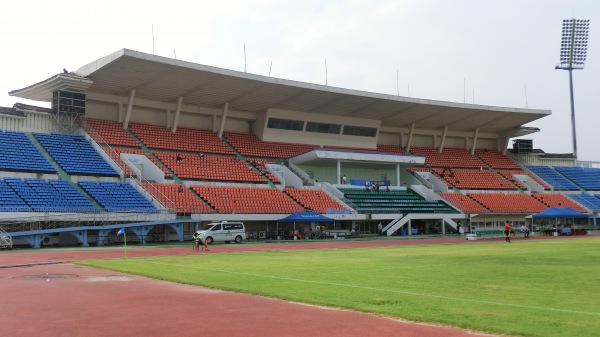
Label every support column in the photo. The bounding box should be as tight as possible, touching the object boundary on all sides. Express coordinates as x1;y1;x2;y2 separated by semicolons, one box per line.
396;164;401;187
439;125;448;152
408;219;412;236
337;160;341;185
471;127;479;154
171;97;183;133
406;123;415;152
217;103;229;138
123;89;136;130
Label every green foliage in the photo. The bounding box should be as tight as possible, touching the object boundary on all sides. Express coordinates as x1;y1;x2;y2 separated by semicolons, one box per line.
79;238;600;337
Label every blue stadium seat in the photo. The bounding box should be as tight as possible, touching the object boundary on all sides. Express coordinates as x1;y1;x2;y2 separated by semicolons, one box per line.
567;194;600;212
554;167;600;190
33;133;118;177
5;178;98;213
0;130;56;173
526;166;580;191
78;181;158;213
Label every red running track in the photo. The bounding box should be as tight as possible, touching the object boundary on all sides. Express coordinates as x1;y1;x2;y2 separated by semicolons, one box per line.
6;235;585;337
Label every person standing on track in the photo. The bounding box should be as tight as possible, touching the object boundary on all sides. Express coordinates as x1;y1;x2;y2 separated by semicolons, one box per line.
504;220;512;243
192;232;200;252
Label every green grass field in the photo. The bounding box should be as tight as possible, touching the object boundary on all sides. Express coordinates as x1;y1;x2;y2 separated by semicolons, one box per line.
79;237;600;337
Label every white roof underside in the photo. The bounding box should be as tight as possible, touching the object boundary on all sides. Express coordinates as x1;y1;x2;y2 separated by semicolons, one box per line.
11;48;550;135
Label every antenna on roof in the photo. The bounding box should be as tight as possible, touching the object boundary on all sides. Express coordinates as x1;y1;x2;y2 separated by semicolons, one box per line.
463;79;466;103
174;49;177;60
269;60;272;77
152;24;155;55
325;57;328;85
244;43;247;73
524;84;529;108
407;83;411;97
473;89;475;104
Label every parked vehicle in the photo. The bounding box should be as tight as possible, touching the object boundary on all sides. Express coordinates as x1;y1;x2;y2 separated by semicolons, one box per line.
195;221;246;244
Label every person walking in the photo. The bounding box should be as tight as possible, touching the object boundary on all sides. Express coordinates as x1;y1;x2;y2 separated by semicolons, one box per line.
456;222;461;235
504;220;512;243
192;232;200;252
378;222;383;235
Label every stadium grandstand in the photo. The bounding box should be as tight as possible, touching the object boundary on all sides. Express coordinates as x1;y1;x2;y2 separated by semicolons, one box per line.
0;48;597;248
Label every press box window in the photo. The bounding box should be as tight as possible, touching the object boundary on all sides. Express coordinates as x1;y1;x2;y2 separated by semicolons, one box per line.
305;122;341;134
342;125;377;137
267;118;304;131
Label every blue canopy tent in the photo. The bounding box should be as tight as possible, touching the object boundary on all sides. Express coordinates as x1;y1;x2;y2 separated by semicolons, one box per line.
531;207;589;235
278;212;335;223
277;212;334;239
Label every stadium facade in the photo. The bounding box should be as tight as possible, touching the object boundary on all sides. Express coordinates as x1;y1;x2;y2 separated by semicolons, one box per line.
1;48;597;248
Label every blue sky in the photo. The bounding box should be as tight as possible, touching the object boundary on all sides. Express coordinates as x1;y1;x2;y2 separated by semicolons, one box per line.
1;0;598;161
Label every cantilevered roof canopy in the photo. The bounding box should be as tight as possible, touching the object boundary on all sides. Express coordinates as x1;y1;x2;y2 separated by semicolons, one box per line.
10;48;550;135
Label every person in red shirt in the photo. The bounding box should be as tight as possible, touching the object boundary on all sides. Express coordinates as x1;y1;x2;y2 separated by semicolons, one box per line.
504;221;511;243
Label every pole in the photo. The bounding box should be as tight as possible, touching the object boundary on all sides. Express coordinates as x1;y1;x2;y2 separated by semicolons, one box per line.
123;231;128;258
568;68;578;158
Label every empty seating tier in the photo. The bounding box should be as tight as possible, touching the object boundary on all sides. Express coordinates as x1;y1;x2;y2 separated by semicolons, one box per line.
154;152;268;183
433;168;519;190
79;181;158;212
409;147;484;168
84;118;139;147
4;178;98;213
0;179;31;212
526;166;580;191
496;170;551;190
0;130;55;173
223;131;318;158
130;123;234;155
34;133;118;177
339;188;455;214
531;193;587;212
553;167;600;190
438;192;489;213
567;194;600;213
284;188;348;213
474;149;521;169
467;193;546;213
192;185;304;214
140;183;213;214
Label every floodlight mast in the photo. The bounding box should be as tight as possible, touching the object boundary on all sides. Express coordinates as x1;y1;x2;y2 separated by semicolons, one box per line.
555;18;590;159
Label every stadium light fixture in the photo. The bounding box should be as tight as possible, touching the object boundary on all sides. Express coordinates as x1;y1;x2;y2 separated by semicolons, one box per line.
555;18;590;159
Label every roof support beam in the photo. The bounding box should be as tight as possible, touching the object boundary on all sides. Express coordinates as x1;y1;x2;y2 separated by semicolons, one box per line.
217;103;229;138
123;89;136;130
438;125;448;152
171;97;183;133
405;123;416;152
471;127;479;154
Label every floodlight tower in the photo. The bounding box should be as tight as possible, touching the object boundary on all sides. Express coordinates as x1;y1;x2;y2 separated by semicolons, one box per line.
555;18;590;159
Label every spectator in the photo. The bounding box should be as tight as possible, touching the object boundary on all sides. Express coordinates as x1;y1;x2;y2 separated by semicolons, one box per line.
504;220;511;243
178;185;184;193
521;224;530;238
176;154;183;161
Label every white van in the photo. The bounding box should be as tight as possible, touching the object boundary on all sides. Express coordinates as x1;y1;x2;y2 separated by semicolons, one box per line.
195;221;246;244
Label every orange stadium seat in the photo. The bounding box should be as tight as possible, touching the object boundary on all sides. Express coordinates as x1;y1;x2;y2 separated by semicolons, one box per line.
467;193;546;213
474;149;521;170
284;188;348;213
191;185;304;214
84;118;139;147
531;193;587;212
438;192;489;213
140;182;213;214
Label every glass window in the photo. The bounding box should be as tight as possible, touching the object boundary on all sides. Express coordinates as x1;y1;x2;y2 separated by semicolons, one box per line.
342;125;377;137
305;122;341;134
267;118;304;131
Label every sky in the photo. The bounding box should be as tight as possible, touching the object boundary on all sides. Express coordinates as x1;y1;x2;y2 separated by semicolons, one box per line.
1;0;599;161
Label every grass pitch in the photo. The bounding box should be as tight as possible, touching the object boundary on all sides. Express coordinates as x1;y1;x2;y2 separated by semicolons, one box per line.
79;237;600;337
